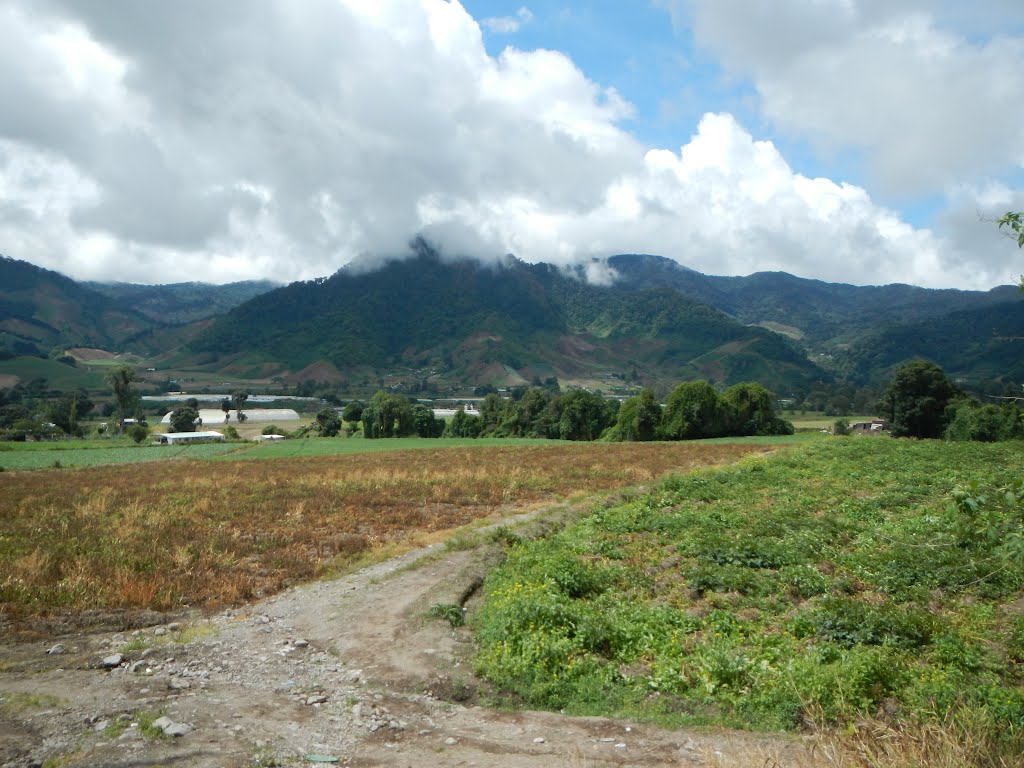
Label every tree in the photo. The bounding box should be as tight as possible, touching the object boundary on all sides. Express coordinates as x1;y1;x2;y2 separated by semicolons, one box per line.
557;389;611;441
721;382;792;436
221;398;231;422
233;391;249;422
663;380;723;440
315;407;342;437
127;423;149;444
169;405;200;433
480;393;509;434
47;391;94;436
342;400;365;424
879;360;960;439
106;365;138;433
608;389;660;441
362;391;415;438
412;404;444;437
443;406;483;438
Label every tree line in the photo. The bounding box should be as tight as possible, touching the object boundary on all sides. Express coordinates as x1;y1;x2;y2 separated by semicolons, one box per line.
879;359;1024;442
330;380;793;442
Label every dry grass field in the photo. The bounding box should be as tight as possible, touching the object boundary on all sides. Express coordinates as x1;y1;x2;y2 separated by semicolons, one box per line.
0;442;767;627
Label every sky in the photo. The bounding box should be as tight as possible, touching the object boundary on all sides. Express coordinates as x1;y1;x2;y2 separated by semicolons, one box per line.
1;1;1023;289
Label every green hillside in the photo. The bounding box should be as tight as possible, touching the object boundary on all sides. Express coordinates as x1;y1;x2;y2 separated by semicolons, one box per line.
834;299;1024;384
188;243;827;392
86;279;279;324
609;254;1020;347
0;256;157;356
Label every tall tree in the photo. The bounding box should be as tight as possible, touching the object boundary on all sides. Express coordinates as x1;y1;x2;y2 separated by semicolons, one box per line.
106;365;138;434
233;391;249;422
720;382;790;436
362;391;415;438
879;360;960;439
608;388;660;441
663;380;723;439
557;389;611;441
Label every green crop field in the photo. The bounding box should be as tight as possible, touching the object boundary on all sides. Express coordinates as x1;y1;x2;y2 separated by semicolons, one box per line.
0;433;819;470
0;357;106;391
789;413;878;430
473;438;1024;761
0;441;242;470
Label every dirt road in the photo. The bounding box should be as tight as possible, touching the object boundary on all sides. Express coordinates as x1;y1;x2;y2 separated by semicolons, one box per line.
1;506;819;768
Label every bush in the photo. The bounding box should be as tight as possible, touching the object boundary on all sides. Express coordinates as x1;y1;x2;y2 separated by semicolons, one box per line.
127;424;149;444
315;407;342;437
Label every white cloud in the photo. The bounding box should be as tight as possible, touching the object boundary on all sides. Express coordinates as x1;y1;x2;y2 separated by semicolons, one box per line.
0;0;1016;289
482;6;534;35
667;0;1024;197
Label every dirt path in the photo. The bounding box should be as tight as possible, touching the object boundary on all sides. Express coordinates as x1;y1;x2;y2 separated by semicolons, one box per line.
1;505;820;768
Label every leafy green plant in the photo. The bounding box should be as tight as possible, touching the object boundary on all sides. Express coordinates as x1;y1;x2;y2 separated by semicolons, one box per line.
473;439;1024;739
428;602;465;627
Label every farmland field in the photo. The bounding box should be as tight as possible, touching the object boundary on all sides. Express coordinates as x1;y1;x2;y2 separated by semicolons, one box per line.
0;433;819;471
788;413;878;430
0;356;106;391
473;438;1024;760
218;436;566;460
0;441;242;470
0;441;768;625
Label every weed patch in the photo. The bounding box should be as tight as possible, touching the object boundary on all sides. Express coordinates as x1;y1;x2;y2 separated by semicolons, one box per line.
473;439;1024;760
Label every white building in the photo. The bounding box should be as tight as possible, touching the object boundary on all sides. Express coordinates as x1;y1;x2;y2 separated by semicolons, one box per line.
153;431;226;445
160;408;301;425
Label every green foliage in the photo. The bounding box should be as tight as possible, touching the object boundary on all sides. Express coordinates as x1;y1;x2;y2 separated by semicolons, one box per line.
663;380;724;439
557;389;612;441
168;405;199;433
315;407;342;437
720;382;791;436
428;602;466;627
342;400;364;423
832;418;850;436
473;439;1024;736
880;360;960;438
443;406;483;438
412;403;444;437
233;391;249;422
362;391;415;438
945;400;1023;442
106;365;138;433
607;388;660;441
947;480;1024;586
998;211;1024;249
126;424;149;444
186;246;826;392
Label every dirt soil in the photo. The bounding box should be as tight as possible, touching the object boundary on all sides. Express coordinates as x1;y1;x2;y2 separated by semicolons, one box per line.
1;505;821;768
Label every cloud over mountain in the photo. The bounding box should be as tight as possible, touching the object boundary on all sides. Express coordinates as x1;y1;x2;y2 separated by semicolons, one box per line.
0;0;1018;288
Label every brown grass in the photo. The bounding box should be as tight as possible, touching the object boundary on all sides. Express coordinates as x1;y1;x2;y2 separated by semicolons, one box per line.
696;712;1020;768
0;442;766;624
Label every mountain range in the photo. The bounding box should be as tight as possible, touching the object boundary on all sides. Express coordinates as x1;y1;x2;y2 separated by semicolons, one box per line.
1;247;1021;395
